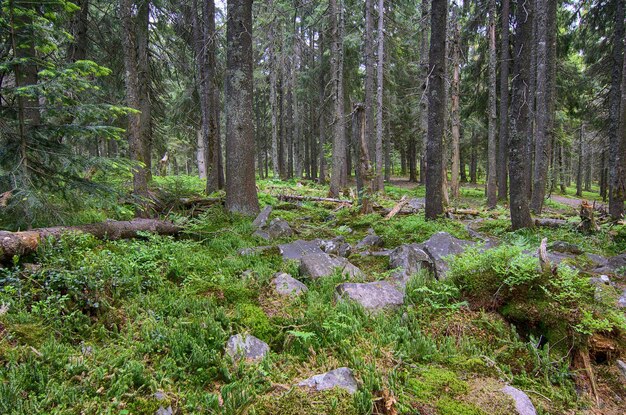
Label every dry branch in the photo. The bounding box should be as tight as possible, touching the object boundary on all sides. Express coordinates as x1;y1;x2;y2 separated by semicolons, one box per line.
384;196;408;220
0;219;181;261
535;218;568;228
277;194;352;204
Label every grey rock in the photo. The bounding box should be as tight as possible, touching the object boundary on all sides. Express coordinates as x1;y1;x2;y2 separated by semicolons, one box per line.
548;241;583;255
586;253;609;268
156;406;173;415
225;334;269;362
607;253;626;276
239;246;273;256
320;236;352;257
297;367;358;394
356;231;384;250
406;197;425;212
266;218;293;239
253;230;271;240
252;205;272;229
336;281;404;311
389;244;432;286
417;232;473;279
618;290;626;309
154;390;167;401
617;360;626;380
279;240;325;260
501;386;537;415
273;273;308;297
299;252;363;280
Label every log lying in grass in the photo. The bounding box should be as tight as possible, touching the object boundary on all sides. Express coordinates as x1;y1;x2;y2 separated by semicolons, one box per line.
0;219;181;261
384;196;408;220
277;194;353;204
534;218;569;228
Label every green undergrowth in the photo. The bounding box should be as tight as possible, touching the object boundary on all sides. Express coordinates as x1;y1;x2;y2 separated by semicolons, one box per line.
1;182;624;414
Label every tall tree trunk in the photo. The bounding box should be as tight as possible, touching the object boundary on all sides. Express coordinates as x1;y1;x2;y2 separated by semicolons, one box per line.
530;0;549;213
329;0;347;197
354;104;373;213
470;131;477;184
137;0;152;181
609;0;625;219
615;24;626;216
120;0;149;215
508;0;534;229
409;139;418;182
375;0;385;190
225;0;258;215
419;0;430;185
364;0;377;188
525;1;537;199
68;0;89;61
318;31;327;184
269;1;280;179
486;0;497;208
497;0;510;200
205;0;222;192
425;0;447;219
197;129;206;179
576;123;584;197
450;6;461;200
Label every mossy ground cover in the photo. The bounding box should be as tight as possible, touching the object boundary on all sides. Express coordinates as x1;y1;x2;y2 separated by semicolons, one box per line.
1;177;624;414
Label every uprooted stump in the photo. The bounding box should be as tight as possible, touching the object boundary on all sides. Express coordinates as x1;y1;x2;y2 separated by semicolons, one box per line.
0;219;181;261
578;200;599;234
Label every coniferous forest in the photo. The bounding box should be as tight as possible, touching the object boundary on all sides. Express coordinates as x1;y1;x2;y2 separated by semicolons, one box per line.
1;0;626;413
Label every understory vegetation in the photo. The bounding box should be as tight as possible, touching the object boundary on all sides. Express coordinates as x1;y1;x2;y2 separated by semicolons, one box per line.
1;178;624;414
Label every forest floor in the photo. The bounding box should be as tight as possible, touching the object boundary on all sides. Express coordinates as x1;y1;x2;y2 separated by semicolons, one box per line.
0;176;625;415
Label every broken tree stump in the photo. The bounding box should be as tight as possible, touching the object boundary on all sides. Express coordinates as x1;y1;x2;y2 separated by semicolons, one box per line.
578;200;599;234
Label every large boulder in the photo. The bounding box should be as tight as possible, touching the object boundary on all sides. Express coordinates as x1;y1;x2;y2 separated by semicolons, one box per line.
299;252;363;280
225;334;269;362
255;218;293;241
252;205;272;229
278;239;325;260
501;386;537;415
388;244;432;286
336;281;404;311
272;273;308;297
297;367;358;394
548;241;583;255
417;232;473;279
406;197;425;212
618;289;626;309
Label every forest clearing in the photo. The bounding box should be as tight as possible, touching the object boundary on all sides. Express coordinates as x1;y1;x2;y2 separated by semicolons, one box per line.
1;0;626;414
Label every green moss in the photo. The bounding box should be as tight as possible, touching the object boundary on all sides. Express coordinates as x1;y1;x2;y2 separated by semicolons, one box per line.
234;303;276;343
250;388;358;415
436;397;485;415
409;367;469;401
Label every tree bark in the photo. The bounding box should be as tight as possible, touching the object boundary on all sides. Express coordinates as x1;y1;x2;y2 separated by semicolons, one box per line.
269;1;280;179
609;0;625;219
530;0;549;213
329;0;347;197
508;0;534;229
353;104;373;213
487;0;497;208
137;0;152;181
375;0;385;190
425;0;447;219
225;0;259;215
0;219;180;262
364;0;376;185
497;0;510;200
67;0;89;62
450;6;461;200
419;0;430;185
576;123;584;197
318;30;327;184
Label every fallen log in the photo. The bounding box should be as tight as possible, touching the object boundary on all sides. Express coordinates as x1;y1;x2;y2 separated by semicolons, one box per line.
277;194;353;204
535;218;568;228
0;219;181;261
385;196;408;220
447;208;481;216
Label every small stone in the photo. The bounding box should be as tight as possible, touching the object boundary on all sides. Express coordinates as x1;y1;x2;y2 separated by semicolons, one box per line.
320;236;352;257
336;281;404;311
154;390;167;401
417;232;473;279
272;273;308;297
297;367;358;394
267;218;293;238
406;198;425;212
501;386;537;415
225;334;269;362
356;231;384;250
618;290;626;309
252;205;272;229
156;406;173;415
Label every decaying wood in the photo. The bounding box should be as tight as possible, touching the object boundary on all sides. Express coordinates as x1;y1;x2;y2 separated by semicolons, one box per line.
448;208;480;216
385;196;408;220
277;194;352;205
0;219;180;261
579;349;600;406
535;218;568;228
538;237;551;273
578;200;599;233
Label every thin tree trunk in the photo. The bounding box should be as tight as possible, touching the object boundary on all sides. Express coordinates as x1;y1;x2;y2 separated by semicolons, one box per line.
508;0;534;229
497;0;510;200
329;0;347;197
375;0;385;190
269;1;280;179
419;0;430;186
225;0;259;215
576;123;584;197
450;6;461;200
364;0;376;187
609;0;625;219
137;0;152;181
470;131;477;184
197;129;206;179
68;0;89;62
318;30;327;184
425;0;447;219
486;0;497;208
